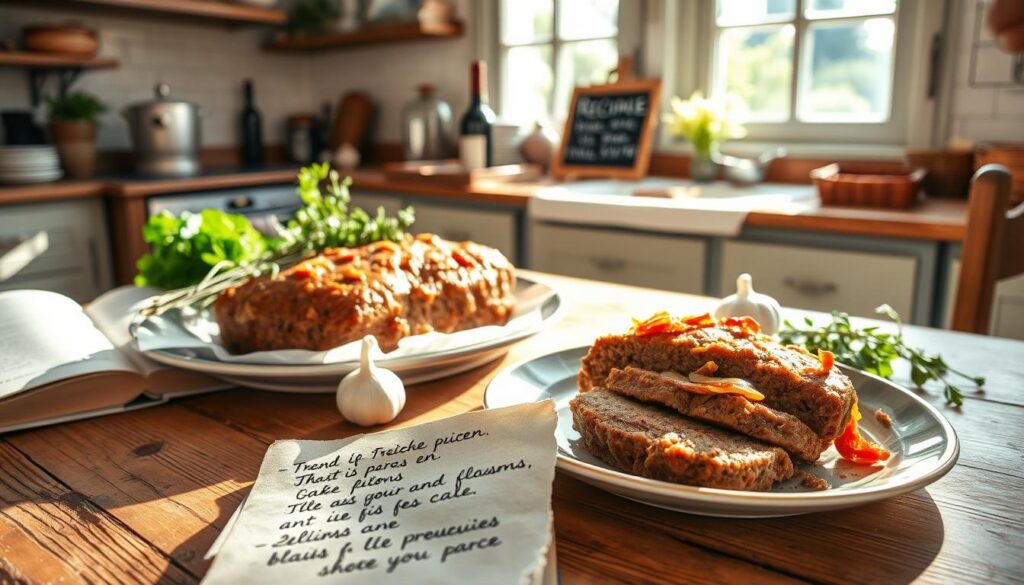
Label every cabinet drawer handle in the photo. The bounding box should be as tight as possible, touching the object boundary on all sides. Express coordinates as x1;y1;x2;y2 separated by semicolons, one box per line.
590;256;627;272
783;277;837;296
443;230;472;242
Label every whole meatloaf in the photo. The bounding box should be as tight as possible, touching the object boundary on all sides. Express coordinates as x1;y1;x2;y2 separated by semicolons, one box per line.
570;390;794;491
214;234;515;353
578;319;856;446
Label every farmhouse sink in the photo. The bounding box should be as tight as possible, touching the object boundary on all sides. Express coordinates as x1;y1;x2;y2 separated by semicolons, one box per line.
529;177;817;236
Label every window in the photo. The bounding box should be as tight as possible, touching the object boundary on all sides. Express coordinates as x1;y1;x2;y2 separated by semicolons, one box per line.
701;0;917;145
498;0;621;124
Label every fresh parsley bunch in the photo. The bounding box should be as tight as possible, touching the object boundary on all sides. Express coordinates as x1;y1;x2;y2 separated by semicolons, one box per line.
779;305;985;407
135;162;415;293
135;208;267;289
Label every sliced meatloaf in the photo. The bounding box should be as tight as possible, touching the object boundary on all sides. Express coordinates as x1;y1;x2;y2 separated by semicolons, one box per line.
569;390;794;491
578;326;856;444
605;367;827;461
215;234;515;353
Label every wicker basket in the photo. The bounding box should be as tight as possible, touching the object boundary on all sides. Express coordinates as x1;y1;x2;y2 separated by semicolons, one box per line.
811;163;926;209
975;144;1024;205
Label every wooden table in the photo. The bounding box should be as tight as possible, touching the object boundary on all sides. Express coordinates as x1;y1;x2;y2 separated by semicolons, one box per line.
2;272;1022;584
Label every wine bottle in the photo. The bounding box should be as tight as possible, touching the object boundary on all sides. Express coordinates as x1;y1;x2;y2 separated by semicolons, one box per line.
458;61;496;170
240;79;264;168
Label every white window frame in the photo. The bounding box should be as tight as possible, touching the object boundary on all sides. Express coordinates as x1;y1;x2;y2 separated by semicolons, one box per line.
479;1;643;124
657;0;944;157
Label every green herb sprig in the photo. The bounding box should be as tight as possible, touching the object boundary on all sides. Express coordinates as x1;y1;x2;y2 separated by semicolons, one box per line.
137;162;414;314
778;305;985;407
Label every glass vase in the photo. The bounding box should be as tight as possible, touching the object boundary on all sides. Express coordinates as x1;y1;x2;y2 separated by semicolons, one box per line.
690;150;718;183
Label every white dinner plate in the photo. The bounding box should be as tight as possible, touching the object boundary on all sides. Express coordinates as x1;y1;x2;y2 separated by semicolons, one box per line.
484;346;959;518
143;277;564;391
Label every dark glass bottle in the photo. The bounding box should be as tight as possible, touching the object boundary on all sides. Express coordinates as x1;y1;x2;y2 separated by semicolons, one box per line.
458;60;496;169
240;79;263;168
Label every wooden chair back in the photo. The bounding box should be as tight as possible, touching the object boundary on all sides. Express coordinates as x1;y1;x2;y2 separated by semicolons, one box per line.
952;164;1024;333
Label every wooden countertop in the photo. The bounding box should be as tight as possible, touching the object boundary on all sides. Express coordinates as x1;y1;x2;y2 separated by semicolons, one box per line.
0;168;968;242
0;271;1020;583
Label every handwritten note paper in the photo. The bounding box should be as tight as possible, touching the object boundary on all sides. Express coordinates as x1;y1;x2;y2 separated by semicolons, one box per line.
202;401;557;585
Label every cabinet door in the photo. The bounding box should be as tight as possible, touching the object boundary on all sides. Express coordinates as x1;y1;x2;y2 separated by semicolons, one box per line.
721;241;916;318
411;203;518;264
531;223;705;293
0;199;113;302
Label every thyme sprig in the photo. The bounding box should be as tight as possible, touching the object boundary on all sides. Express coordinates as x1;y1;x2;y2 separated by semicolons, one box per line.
778;304;985;407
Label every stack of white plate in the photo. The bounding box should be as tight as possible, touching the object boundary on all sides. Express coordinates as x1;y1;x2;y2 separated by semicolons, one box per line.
0;146;63;184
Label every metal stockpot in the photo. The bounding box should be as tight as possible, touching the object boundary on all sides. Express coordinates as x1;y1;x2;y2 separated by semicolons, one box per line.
122;83;201;176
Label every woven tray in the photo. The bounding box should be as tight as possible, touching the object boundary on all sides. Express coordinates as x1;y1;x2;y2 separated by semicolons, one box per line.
811;163;926;209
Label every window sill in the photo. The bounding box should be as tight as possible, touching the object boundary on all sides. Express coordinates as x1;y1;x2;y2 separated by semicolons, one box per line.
657;140;907;162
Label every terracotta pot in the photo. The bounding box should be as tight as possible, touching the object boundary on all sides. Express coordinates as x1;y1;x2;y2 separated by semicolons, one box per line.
50;120;97;179
520;122;559;172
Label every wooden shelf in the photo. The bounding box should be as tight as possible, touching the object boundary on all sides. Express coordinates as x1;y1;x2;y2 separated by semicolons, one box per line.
31;0;286;26
0;52;119;69
264;20;464;52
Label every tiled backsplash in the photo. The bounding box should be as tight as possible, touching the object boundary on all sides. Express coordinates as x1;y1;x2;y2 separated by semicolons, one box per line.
0;6;313;150
0;2;475;152
946;0;1024;144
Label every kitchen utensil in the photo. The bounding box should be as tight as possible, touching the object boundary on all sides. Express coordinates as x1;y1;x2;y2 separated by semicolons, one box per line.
22;24;98;57
812;163;925;209
400;84;453;161
331;92;375;164
713;147;786;186
484;347;959;518
122;83;201;177
286;114;316;163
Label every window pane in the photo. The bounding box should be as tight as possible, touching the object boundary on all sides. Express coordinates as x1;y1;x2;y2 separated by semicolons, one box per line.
715;25;793;120
805;0;896;19
798;18;895;122
503;45;554;124
716;0;795;26
558;0;618;40
501;0;553;45
553;38;620;120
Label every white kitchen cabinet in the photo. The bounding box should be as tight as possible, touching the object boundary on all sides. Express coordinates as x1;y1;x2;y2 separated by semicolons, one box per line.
0;199;113;302
720;241;917;319
943;261;1024;340
411;203;518;263
530;223;706;293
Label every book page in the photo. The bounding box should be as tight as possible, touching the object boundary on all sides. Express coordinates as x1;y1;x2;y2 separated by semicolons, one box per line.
202;401;557;585
86;285;228;397
85;285;164;377
0;290;137;399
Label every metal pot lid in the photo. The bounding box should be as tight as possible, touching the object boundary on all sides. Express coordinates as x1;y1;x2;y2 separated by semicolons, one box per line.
124;83;199;112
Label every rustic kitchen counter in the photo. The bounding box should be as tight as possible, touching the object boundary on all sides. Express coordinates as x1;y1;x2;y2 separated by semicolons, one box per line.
0;271;1020;584
0;167;969;286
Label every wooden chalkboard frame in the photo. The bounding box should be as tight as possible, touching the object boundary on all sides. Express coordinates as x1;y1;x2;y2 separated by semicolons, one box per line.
552;78;662;181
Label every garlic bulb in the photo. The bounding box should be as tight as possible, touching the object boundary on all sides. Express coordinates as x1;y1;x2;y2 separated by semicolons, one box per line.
336;336;406;426
714;273;782;335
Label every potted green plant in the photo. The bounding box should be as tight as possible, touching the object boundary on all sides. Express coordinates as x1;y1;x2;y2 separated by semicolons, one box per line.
663;91;747;183
46;90;106;179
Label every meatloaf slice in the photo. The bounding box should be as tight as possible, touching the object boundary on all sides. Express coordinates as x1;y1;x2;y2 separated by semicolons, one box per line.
569;390;794;491
214;234;515;353
578;327;856;444
605;367;827;461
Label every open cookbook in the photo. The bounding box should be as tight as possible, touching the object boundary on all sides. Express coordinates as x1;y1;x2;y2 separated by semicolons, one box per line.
0;287;226;433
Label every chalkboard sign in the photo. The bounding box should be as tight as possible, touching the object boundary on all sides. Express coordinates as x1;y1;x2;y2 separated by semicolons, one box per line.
553;79;662;180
